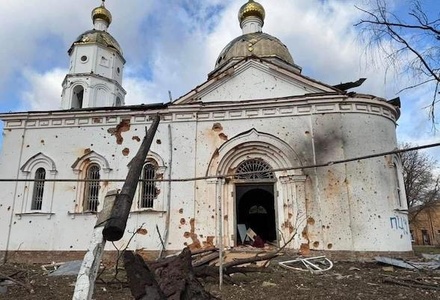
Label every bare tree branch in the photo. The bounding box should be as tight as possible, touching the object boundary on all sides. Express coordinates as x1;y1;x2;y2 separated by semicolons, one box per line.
355;19;440;36
355;0;440;124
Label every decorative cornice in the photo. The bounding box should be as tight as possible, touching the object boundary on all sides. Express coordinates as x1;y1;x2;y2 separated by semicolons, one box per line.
1;96;398;130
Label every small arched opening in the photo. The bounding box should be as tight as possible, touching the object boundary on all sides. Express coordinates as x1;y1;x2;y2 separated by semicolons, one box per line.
115;96;122;107
72;85;84;109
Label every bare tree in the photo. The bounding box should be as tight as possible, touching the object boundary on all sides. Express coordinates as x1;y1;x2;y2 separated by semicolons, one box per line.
355;0;440;121
400;143;440;220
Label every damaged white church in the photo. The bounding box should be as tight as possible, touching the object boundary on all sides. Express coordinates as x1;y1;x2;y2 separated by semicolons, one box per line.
0;0;412;263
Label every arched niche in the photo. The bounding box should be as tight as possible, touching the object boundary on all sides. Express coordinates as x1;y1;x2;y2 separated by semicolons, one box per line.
207;128;303;177
21;152;57;175
72;84;85;109
71;150;112;174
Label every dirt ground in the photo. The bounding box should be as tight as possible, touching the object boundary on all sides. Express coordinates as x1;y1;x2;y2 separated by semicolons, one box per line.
1;254;440;300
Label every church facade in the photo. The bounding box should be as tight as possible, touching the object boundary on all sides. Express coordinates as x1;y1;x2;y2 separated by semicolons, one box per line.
0;1;412;263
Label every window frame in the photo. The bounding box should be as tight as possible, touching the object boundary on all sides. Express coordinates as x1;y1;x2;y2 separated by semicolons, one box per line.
18;152;57;216
139;162;157;209
390;155;407;209
83;164;101;212
31;167;46;210
132;154;166;212
71;150;112;214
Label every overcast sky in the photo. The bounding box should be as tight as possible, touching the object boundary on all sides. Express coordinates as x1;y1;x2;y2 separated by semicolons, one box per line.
0;0;438;159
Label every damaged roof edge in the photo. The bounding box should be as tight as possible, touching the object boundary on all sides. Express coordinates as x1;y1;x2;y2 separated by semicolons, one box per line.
0;102;169;118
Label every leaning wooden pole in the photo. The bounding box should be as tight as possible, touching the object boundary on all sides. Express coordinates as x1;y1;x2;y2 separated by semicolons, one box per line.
103;114;160;241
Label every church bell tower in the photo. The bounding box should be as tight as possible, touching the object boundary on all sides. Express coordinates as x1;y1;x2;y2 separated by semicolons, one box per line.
61;1;126;109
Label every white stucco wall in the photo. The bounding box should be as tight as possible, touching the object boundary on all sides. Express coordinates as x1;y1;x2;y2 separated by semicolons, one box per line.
0;93;411;257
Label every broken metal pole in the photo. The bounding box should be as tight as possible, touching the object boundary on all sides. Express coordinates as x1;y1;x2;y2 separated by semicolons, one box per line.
103;115;160;241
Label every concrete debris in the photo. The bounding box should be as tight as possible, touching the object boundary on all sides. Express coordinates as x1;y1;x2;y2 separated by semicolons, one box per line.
262;281;277;287
334;273;350;280
41;262;64;273
48;260;83;276
278;256;333;274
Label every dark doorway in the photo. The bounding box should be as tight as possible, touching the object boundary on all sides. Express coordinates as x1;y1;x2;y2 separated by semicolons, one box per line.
236;184;276;244
422;230;431;245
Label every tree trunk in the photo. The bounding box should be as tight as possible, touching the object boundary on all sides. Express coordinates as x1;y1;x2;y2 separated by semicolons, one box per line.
123;251;166;300
124;248;218;300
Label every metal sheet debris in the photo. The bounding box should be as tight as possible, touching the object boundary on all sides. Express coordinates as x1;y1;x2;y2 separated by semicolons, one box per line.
421;254;440;261
48;260;83;276
375;256;440;271
278;256;333;274
375;257;415;269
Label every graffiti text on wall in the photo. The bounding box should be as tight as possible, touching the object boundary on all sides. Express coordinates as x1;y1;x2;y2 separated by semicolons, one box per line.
390;215;409;235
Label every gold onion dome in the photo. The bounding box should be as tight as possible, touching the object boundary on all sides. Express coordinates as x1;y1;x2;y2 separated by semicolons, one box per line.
71;30;123;56
211;0;299;76
238;0;265;24
92;1;112;25
215;33;294;68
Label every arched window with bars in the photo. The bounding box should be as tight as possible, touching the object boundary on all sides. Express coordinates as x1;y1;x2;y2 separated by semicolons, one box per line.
31;168;46;210
235;158;275;180
140;162;157;208
84;164;100;212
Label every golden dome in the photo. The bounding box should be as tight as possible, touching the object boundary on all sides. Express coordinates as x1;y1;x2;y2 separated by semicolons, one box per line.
215;32;294;68
70;30;123;56
92;1;112;25
238;0;265;24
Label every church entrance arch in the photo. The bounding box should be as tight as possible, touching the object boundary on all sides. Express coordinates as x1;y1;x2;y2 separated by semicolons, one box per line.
235;158;277;244
206;129;305;248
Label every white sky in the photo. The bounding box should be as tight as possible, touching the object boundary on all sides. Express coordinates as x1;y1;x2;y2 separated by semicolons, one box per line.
0;0;438;160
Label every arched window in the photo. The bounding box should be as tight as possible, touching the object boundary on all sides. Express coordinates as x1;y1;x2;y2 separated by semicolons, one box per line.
393;163;401;206
72;85;84;109
116;97;122;106
31;168;46;210
235;158;274;180
20;153;57;214
84;164;100;212
389;154;407;208
140;162;157;208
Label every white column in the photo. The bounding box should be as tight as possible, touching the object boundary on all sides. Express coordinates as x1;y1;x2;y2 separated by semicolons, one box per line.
278;174;307;249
